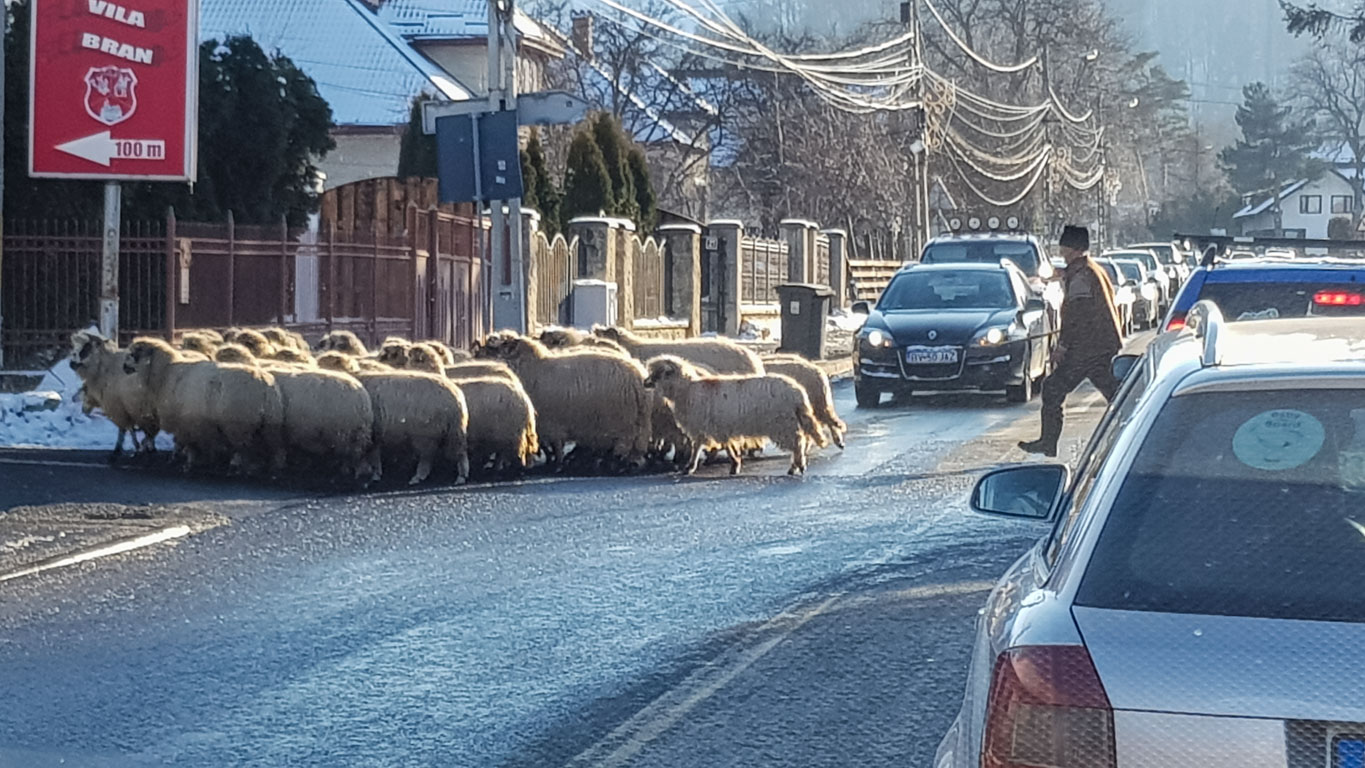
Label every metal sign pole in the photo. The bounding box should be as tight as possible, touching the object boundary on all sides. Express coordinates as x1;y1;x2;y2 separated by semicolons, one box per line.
100;180;121;339
471;113;491;334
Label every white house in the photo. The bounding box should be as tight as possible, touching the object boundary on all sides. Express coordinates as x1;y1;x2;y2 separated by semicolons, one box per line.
1233;169;1360;239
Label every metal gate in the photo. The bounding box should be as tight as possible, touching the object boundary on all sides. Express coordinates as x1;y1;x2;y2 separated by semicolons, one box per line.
700;231;727;333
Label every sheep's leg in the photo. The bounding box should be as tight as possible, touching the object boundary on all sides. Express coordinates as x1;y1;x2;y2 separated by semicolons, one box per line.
404;436;434;485
787;434;809;476
728;443;743;475
831;423;846;450
107;428;127;464
685;444;705;475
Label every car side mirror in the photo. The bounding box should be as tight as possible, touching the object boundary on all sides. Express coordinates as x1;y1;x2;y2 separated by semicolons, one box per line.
1111;353;1140;381
971;464;1070;520
1022;298;1046;313
851;300;871;315
971;463;1064;523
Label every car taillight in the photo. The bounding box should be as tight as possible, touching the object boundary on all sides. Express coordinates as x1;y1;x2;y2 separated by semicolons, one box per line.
1165;314;1186;331
1313;290;1364;306
982;646;1115;768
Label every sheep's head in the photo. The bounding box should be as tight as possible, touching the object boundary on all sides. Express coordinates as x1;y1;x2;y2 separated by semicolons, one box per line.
500;336;548;363
220;327;244;344
377;340;412;368
69;329;111;373
476;331;515;359
592;325;625;344
643;356;690;390
124;337;175;375
214;343;256;365
233;329;275;358
406;344;444;374
260;327;291;349
316;351;360;375
317;330;367;356
538;328;575;350
269;347;313;365
179;333;218;357
199;329;225;343
425;342;456;367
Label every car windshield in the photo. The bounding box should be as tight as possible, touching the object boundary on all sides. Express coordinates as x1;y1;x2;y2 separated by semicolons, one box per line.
1077;389;1365;623
1197;280;1365;321
1115;261;1143;282
1096;261;1120;284
921;241;1041;276
1141;244;1177;264
879;270;1015;310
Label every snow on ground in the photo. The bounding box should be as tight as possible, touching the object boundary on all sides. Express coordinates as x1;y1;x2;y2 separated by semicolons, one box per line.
0;363;171;451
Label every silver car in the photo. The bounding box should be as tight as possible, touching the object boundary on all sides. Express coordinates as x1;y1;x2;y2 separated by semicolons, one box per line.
936;305;1365;768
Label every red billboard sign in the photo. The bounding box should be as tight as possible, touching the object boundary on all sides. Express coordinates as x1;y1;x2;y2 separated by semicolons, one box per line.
28;0;198;180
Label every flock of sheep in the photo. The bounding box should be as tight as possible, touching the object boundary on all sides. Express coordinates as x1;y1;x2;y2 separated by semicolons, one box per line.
68;323;847;486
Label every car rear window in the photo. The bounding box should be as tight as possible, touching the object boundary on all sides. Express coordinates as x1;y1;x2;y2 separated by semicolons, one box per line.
922;242;1041;276
1076;389;1365;623
1197;280;1365;321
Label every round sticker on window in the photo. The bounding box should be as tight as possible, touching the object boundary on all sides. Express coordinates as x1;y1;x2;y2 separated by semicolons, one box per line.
1232;409;1326;471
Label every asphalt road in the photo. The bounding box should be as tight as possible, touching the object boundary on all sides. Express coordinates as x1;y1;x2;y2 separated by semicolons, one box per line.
0;382;1107;768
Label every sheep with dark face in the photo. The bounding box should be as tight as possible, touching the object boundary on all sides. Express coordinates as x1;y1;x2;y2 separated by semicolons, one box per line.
643;356;825;476
68;330;157;461
377;338;412;368
316;330;369;357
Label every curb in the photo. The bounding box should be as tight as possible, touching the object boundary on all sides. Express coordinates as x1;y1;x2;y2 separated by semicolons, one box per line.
0;525;192;584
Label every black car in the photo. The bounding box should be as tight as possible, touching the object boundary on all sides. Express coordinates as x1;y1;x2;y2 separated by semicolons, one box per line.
853;263;1055;407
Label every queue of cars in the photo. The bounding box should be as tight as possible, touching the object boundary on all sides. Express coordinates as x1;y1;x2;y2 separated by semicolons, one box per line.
853;235;1196;406
936;245;1365;766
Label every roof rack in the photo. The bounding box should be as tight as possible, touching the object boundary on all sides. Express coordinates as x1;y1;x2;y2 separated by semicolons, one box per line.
1184;300;1226;367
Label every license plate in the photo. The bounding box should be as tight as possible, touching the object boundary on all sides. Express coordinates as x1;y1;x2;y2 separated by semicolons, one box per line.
1334;735;1364;768
905;346;959;365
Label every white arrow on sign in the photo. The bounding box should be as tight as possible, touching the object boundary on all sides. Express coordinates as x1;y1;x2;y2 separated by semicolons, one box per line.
56;131;166;167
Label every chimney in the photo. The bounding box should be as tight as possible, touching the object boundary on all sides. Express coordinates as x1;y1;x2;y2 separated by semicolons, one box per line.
572;13;593;60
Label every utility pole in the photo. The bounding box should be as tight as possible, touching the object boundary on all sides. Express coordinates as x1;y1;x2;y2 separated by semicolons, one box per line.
488;0;526;334
903;0;930;258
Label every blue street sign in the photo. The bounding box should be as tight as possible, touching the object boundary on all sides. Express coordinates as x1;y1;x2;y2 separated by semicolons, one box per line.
435;109;524;204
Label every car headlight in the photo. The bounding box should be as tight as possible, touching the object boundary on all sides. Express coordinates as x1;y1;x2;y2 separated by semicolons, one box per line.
978;327;1009;347
865;329;892;348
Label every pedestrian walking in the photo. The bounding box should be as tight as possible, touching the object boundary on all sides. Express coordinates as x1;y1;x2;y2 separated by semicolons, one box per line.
1018;225;1123;457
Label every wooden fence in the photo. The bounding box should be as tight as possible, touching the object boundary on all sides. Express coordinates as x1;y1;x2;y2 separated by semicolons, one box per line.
532;232;578;328
739;237;789;303
634;238;667;320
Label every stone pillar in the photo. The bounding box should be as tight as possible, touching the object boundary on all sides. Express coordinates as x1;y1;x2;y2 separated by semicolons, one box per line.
821;228;849;307
660;223;702;337
567;216;633;327
781;218;819;283
707;219;744;337
522;208;542;329
567;216;621;282
614;220;638;329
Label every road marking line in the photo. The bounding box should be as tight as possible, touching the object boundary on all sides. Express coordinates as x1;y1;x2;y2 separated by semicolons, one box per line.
566;594;842;768
0;457;110;469
0;525;191;584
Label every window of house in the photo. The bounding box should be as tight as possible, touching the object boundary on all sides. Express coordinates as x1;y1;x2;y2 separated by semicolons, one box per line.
1300;195;1323;215
1332;195;1354;214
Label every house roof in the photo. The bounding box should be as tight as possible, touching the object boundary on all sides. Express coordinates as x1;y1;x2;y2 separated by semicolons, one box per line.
1233;179;1310;219
201;0;471;127
375;0;562;52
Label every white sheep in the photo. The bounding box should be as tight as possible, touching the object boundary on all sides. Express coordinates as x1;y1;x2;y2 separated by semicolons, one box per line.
271;367;378;481
179;331;220;358
593;325;763;374
446;375;539;474
68;330;157;461
643;355;826;476
317;329;369;357
445;360;517;382
539;327;627;355
353;370;470;485
377;337;412;368
125;338;287;475
478;334;651;468
761;354;847;449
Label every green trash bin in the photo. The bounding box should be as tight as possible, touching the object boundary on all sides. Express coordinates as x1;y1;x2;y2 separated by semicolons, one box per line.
776;283;835;360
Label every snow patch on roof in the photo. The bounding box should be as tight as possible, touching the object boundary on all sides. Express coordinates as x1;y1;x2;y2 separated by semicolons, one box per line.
1234;179;1310;219
201;0;471;126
